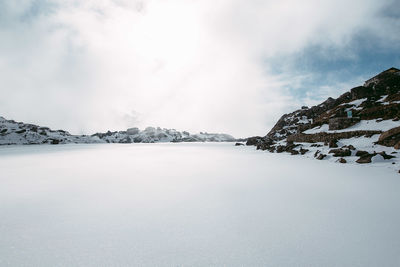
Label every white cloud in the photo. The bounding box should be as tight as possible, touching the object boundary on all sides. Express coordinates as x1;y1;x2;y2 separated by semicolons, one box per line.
0;0;398;136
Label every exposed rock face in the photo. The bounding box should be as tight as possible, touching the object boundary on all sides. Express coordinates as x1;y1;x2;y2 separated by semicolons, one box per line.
286;131;381;143
246;68;399;171
329;139;338;148
246;136;265;146
378;126;400;147
356;153;374;164
266;97;336;140
395;141;400;150
266;67;400;141
329;117;360;130
329;148;351;157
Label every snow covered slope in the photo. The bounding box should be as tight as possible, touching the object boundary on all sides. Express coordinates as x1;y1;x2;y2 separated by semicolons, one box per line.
0;117;236;145
247;67;400;172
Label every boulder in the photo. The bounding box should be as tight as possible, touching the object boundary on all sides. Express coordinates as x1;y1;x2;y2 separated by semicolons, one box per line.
246;136;264;146
299;148;309;155
356;153;374;164
378;151;395;160
355;150;369;157
378;126;400;147
343;145;356;150
328;148;351;157
235;142;244;146
50;139;60;145
329;139;338;148
276;145;285;153
394;141;400;150
316;153;326;160
337;158;347;163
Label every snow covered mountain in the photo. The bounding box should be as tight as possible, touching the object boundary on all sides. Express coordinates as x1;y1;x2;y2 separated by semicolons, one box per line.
0;117;236;145
246;67;400;172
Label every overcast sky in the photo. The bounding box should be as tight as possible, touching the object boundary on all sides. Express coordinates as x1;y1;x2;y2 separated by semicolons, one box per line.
0;0;399;137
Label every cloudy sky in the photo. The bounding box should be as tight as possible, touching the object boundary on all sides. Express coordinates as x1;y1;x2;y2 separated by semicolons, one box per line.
0;0;399;137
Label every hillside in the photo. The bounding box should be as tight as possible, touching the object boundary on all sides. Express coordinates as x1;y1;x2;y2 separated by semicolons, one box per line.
0;117;235;145
246;67;400;172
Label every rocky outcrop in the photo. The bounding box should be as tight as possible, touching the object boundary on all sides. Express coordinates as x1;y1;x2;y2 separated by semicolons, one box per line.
286;130;381;143
328;148;351;157
0;116;237;145
378;126;400;147
329;117;360;130
245;68;400;171
265;67;400;141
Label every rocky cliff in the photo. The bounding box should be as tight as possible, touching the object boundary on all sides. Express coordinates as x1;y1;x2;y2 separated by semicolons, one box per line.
246;67;400;172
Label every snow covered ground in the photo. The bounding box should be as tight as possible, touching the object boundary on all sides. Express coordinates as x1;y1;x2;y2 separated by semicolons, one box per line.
1;143;399;266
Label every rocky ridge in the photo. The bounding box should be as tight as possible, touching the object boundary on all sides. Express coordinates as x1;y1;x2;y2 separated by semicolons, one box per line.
0;117;236;145
245;67;400;172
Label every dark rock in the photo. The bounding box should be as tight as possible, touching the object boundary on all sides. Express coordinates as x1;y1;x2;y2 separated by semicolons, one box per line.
15;129;26;134
246;136;264;146
50;139;60;145
328;148;351;157
378;126;400;147
378;151;395;159
395;141;400;150
290;150;299;155
235;142;244;146
343;145;356;150
329;139;338;148
287;130;381;143
356;154;374;164
133;137;143;143
120;136;132;143
329;117;360;130
256;141;274;150
276;145;285;153
337;158;347;163
316;153;326;160
311;144;323;147
355;150;370;157
299;148;309;155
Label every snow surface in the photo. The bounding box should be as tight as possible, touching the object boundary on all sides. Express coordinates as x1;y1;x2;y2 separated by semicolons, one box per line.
304;119;400;134
0;143;400;266
340;98;367;107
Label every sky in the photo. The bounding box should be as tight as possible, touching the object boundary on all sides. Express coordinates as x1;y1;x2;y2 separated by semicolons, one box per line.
0;0;399;137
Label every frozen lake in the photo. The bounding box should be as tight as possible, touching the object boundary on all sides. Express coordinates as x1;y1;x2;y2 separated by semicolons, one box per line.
0;143;399;266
